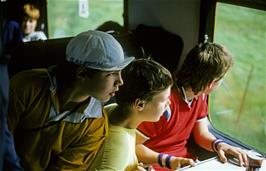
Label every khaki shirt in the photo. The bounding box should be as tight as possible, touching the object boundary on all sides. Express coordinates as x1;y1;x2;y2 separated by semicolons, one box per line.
8;69;109;171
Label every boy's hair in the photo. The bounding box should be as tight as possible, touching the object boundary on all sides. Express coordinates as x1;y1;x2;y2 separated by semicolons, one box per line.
54;61;101;90
175;42;233;94
117;58;173;104
110;59;173;124
23;3;40;20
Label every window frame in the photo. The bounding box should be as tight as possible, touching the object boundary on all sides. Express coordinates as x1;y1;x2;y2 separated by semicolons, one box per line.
199;0;266;43
199;0;266;156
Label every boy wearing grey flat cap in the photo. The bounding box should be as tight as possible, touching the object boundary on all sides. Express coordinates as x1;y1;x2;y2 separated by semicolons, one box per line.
7;30;134;171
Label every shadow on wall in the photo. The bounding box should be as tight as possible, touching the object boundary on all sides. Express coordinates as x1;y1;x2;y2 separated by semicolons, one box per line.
96;22;184;73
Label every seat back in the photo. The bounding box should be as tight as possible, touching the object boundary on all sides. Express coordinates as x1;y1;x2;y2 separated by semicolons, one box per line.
7;33;144;77
133;24;184;73
7;37;71;77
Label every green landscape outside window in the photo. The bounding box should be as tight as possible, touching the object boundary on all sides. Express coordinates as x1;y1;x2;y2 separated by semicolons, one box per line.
47;0;123;39
210;3;266;153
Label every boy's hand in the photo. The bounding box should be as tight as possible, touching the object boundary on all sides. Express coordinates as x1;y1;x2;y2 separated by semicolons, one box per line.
216;143;248;167
134;162;155;171
171;156;195;170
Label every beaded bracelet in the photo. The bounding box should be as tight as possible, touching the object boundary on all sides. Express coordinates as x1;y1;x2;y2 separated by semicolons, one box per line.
165;155;172;169
157;153;164;167
212;139;225;152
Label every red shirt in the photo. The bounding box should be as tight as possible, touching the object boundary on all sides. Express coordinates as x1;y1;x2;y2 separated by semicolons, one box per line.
138;87;208;157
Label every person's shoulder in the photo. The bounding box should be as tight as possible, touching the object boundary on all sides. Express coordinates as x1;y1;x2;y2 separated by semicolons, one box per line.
10;69;49;89
11;68;46;77
198;93;208;102
23;31;47;42
34;31;47;38
6;20;20;27
104;103;118;115
108;125;135;146
170;87;182;103
4;21;20;32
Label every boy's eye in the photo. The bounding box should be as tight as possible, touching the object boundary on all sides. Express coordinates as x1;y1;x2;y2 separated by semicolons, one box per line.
105;71;121;77
106;72;115;76
111;72;120;75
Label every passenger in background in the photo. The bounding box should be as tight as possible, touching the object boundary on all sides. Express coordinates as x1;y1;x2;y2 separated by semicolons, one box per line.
0;1;24;170
90;58;195;171
3;3;47;45
136;42;248;171
7;30;134;171
96;20;127;35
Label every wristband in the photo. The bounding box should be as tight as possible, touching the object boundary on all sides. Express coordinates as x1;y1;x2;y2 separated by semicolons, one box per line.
157;153;164;167
212;139;225;152
165;155;172;169
211;139;217;152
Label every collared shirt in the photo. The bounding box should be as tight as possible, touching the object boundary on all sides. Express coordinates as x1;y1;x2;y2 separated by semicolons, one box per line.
22;31;47;42
46;65;104;124
91;104;138;171
8;68;109;171
163;85;202;121
138;87;208;163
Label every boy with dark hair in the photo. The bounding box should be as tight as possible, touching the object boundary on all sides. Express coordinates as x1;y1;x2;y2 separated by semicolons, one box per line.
91;59;195;171
7;30;134;171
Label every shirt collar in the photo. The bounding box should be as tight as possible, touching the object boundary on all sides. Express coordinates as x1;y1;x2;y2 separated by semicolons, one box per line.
181;86;194;107
47;66;103;123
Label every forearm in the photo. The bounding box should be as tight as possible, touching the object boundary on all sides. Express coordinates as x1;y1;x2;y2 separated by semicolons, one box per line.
192;119;217;152
136;144;195;170
136;144;159;164
193;119;248;165
194;131;217;152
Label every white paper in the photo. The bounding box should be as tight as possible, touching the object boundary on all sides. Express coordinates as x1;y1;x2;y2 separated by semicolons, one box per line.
79;0;89;18
178;157;266;171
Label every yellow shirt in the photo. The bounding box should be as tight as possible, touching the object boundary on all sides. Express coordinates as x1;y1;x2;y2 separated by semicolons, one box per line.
8;69;109;171
90;104;138;171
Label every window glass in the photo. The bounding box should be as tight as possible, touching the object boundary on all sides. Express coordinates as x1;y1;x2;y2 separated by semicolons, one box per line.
47;0;123;38
210;2;266;153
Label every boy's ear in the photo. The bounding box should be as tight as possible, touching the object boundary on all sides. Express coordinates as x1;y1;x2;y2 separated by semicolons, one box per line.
135;99;146;111
76;67;88;80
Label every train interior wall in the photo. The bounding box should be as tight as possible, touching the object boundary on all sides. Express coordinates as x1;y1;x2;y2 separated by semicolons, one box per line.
127;0;201;71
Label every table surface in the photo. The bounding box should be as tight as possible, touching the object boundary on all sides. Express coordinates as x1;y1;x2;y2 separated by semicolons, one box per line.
178;157;266;171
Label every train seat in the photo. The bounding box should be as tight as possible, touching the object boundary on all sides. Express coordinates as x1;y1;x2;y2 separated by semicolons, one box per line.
132;24;184;73
6;33;144;77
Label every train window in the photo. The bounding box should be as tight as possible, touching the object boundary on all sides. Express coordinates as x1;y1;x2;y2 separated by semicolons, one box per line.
209;2;266;153
47;0;123;39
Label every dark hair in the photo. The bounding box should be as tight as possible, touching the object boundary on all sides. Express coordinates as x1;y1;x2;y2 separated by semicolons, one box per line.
175;42;233;94
110;58;173;124
54;61;101;90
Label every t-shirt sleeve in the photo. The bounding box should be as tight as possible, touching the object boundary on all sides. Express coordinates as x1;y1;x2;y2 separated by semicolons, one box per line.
38;31;47;40
137;114;167;139
137;122;157;138
196;94;209;120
